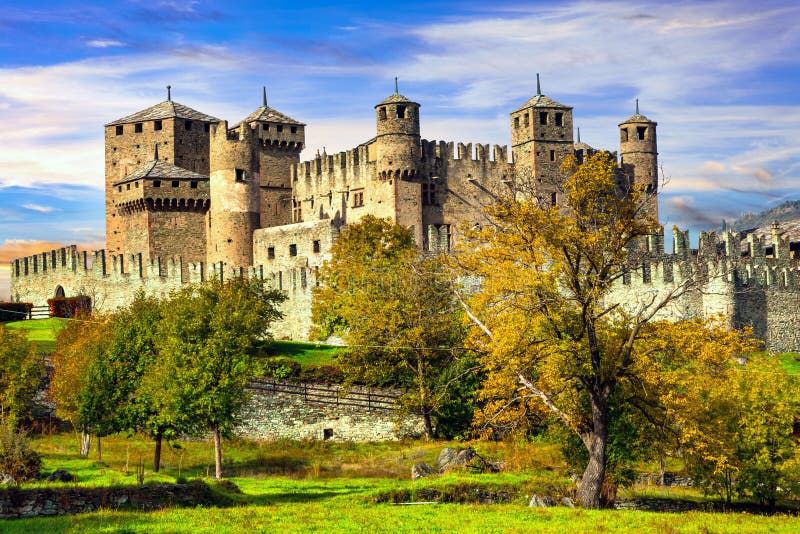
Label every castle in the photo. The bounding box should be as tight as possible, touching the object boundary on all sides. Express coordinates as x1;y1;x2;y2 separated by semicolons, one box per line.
9;81;800;351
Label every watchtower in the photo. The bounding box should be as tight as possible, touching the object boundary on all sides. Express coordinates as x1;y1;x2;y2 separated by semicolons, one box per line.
207;121;261;269
619;99;659;220
104;86;219;254
510;74;574;206
370;80;423;242
241;87;306;228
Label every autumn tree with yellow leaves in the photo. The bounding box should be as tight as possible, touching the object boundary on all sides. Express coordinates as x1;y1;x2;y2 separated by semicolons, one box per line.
453;152;757;508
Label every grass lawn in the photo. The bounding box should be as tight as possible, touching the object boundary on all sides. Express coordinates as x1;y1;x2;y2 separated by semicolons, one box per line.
2;318;67;354
778;353;800;376
2;433;796;533
260;339;340;367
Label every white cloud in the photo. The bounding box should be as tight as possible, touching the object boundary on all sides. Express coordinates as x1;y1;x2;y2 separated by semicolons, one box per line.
21;203;55;213
86;39;125;48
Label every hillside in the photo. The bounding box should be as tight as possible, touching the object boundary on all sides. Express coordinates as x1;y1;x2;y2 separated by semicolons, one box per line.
725;199;800;242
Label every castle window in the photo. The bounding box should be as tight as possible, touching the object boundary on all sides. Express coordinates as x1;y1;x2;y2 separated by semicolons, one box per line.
172;181;179;188
289;244;297;257
637;126;647;140
126;183;131;190
290;126;297;134
293;198;302;221
267;247;275;260
204;123;211;133
264;124;270;131
422;182;437;206
276;125;283;133
154;120;162;131
118;186;122;192
153;180;161;188
313;240;320;253
115;125;124;136
551;192;557;206
135;123;143;133
555;112;563;126
396;105;406;119
301;268;307;289
523;113;529;127
235;168;247;182
352;191;364;207
539;112;548;125
185;120;193;130
549;150;555;162
621;128;629;142
514;116;519;129
191;181;198;189
379;107;387;121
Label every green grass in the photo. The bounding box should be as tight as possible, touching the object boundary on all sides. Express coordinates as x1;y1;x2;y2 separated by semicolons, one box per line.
261;340;340;367
778;353;800;376
3;433;798;532
2;318;67;354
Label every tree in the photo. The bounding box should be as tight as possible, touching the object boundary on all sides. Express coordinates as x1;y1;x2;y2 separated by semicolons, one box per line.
142;278;284;479
0;326;44;428
50;316;110;455
312;216;474;440
453;152;749;507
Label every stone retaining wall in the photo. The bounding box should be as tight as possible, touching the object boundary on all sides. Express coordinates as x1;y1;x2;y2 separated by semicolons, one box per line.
0;481;218;519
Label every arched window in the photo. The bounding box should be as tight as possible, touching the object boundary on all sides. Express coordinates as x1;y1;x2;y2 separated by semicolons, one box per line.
54;286;65;298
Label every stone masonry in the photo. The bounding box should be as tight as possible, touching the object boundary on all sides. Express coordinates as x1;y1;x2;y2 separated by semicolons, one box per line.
9;81;800;350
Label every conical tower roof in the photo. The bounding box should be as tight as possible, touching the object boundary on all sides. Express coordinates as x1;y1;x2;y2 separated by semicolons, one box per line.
106;100;220;126
241;87;304;125
513;74;571;112
620;99;656;125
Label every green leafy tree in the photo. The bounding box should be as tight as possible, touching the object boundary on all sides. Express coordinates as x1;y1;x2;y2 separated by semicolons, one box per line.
0;326;45;428
143;279;285;479
312;216;474;440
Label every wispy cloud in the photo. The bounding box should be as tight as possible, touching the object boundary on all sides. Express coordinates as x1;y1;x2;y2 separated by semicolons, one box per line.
21;203;55;213
86;39;125;48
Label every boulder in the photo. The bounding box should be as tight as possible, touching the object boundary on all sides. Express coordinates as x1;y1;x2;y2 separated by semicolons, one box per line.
528;494;556;508
453;447;476;467
46;469;73;483
560;497;575;508
435;448;458;471
0;473;15;485
411;462;437;480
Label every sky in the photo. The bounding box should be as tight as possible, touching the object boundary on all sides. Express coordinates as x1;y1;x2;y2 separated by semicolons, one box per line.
1;0;799;299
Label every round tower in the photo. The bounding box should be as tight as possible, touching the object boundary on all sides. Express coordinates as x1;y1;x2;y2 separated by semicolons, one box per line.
207;120;261;269
619;99;658;219
374;79;421;180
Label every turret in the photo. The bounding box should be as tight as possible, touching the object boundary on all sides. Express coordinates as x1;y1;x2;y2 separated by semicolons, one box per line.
510;74;573;205
374;79;421;180
207;121;261;268
619;99;658;220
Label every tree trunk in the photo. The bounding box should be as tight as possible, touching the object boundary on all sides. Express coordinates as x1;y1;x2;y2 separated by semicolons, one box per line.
422;411;434;441
97;436;102;462
153;433;163;473
80;432;91;457
577;401;608;509
212;426;223;479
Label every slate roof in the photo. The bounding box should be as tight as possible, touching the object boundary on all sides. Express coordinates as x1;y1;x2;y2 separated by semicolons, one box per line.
242;105;304;126
620;113;655;124
574;141;594;152
513;94;571;112
376;93;417;106
106;101;220;126
113;160;209;186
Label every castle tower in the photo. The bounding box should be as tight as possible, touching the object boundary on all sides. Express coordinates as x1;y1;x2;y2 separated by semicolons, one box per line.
510;75;574;206
619;99;658;220
240;87;305;228
104;86;220;254
207;121;261;269
371;80;423;242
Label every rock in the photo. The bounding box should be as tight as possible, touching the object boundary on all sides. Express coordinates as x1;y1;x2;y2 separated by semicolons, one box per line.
560;497;575;508
453;447;476;467
46;469;73;483
528;494;556;508
0;473;15;485
411;462;437;480
435;448;458;471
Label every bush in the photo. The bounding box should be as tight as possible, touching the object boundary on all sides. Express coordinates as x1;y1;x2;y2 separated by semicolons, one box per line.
0;303;32;322
47;296;91;318
262;357;301;380
300;365;345;384
0;424;42;485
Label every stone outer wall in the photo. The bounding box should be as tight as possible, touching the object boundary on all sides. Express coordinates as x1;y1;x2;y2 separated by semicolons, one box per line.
0;481;217;519
235;380;424;442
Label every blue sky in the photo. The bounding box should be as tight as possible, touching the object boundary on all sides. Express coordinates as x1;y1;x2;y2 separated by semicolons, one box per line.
1;0;800;298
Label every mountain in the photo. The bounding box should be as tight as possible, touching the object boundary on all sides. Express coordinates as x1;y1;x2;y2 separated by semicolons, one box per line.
724;200;800;242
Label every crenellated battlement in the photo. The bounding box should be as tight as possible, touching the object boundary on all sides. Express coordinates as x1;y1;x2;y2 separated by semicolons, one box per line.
419;140;509;165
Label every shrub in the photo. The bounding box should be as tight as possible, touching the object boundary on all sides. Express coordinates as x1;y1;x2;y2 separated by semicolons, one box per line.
47;296;91;318
0;424;42;485
262;357;301;380
300;365;345;384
